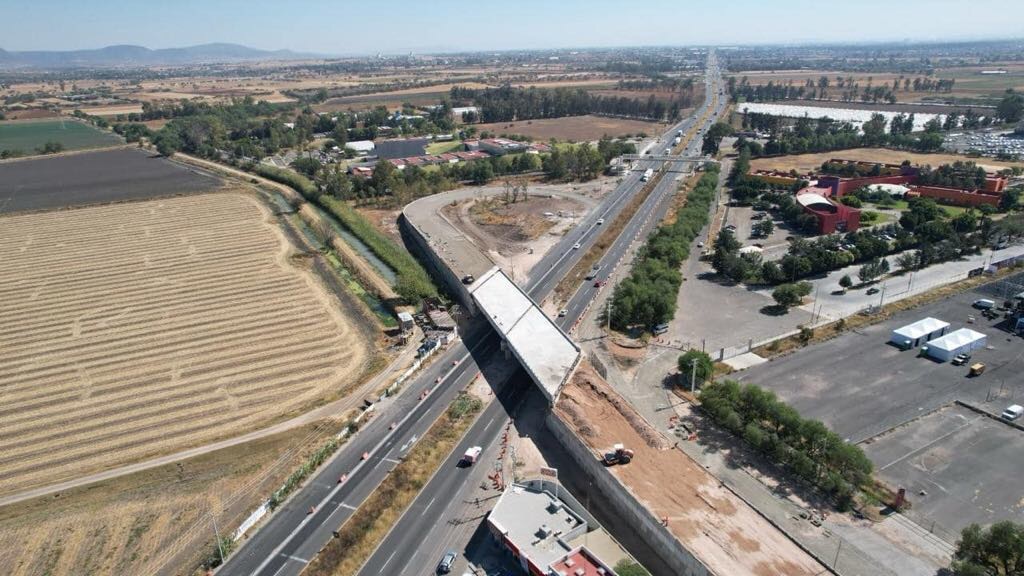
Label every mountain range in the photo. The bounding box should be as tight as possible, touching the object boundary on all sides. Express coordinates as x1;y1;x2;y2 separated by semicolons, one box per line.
0;43;319;69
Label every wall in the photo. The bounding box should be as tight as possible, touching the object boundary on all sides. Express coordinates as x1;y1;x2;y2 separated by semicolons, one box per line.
398;212;477;314
545;412;714;576
907;185;1001;208
817;174;915;197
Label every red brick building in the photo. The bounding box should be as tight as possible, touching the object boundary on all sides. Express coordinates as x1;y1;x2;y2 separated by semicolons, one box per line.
906;185;1002;208
796;188;861;234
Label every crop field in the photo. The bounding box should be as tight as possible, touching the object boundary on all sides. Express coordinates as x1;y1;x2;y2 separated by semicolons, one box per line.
0;193;372;497
474;114;665;141
0;148;221;213
0;118;122;153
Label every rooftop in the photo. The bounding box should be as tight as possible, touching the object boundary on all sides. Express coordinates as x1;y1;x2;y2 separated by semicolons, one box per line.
488;484;588;570
893;317;950;340
927;327;986;351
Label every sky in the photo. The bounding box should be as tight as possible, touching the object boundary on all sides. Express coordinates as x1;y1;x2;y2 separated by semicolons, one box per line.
4;0;1024;54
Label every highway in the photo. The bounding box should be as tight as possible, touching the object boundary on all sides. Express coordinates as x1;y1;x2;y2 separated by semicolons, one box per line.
222;52;724;576
354;53;727;576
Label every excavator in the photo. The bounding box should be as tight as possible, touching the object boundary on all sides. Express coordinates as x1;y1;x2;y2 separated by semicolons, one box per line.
601;443;634;466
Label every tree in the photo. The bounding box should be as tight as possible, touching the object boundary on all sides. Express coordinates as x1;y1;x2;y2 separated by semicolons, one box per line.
772;283;809;309
752;219;774;237
858;258;888;283
895;251;919;272
613;560;651;576
291;156;321;178
999;187;1021;212
839;274;853;291
701;122;734;156
996;90;1024;123
154;131;182;157
951;521;1024;576
678;350;714;386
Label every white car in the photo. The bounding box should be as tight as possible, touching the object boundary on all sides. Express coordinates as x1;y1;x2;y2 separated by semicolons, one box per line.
596;218;604;225
572;243;581;250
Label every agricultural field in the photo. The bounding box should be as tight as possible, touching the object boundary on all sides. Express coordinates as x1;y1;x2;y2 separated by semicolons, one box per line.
0;193;374;498
474;114;664;142
749;147;1024;174
0;419;334;576
0;148;220;213
0;118;122;153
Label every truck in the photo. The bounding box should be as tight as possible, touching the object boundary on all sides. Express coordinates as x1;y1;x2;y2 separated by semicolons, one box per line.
585;264;603;280
460;446;482;467
602;443;634;466
641;168;654;182
676;129;683;137
673;136;682;145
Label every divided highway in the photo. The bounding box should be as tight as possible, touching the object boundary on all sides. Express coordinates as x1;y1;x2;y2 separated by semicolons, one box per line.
221;51;725;576
355;53;727;576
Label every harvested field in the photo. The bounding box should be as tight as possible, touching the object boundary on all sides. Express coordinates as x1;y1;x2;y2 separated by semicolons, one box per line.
0;420;333;576
0;147;221;213
555;366;828;576
0;118;122;153
0;193;373;497
474;114;665;142
749;147;1024;174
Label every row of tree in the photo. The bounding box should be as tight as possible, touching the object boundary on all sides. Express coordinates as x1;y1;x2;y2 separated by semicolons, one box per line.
451;84;690;123
609;166;721;330
699;379;873;510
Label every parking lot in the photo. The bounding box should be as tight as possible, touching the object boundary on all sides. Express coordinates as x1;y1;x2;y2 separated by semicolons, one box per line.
722;204;795;262
862;403;1024;537
738;280;1024;443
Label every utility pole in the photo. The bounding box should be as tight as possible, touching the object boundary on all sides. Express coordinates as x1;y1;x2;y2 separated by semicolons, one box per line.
212;507;225;566
878;281;887;310
690;359;698;393
606;300;612;333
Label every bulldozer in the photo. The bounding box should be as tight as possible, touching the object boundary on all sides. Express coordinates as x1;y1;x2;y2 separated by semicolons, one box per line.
602;443;634;466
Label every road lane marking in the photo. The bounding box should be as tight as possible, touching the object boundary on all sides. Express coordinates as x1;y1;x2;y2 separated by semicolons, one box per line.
285;555;308;564
421;496;437;516
339;502;358;510
380;550;398;573
384;457;401;464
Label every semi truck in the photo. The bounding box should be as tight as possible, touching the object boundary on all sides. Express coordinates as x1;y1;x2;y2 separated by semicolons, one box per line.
641;168;654;182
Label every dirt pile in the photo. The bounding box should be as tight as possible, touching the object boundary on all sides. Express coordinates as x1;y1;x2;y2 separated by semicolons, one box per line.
555;366;828;576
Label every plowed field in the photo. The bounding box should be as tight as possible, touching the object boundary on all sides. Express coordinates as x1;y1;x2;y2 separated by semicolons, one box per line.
0;193;370;497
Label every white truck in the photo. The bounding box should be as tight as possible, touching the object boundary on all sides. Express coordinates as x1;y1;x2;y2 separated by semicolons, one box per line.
673;136;682;145
460;446;482;466
676;129;684;137
641;168;654;182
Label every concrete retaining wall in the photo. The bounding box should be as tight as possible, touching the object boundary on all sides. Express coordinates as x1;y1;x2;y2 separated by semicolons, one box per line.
544;411;714;576
398;212;476;314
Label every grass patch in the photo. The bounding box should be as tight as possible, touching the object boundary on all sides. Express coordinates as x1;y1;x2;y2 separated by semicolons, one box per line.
325;252;399;328
304;393;484;576
0;118;121;154
425;140;462;154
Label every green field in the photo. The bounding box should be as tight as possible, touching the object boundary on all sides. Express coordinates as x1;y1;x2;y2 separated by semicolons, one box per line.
0;119;122;154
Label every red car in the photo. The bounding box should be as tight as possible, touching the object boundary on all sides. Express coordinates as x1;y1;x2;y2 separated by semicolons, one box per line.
594;279;606;287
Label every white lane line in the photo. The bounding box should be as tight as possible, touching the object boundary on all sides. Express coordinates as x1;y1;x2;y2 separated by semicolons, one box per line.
380;550;398;573
484;417;496;431
339;502;358;510
285;555;308;564
421;496;437;516
384;457;401;465
270;563;288;576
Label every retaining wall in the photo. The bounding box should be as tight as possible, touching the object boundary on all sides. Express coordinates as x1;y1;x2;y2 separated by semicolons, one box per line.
544;411;714;576
398;212;476;314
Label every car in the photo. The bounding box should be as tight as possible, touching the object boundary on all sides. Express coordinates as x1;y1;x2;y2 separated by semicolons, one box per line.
594;279;605;287
1001;404;1023;421
557;309;567;317
596;218;604;225
952;353;971;366
572;243;581;250
725;224;737;231
866;287;880;295
437;550;457;574
697;241;704;248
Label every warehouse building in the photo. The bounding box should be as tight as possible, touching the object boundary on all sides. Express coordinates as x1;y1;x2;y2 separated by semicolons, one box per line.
925;328;987;362
890;317;950;349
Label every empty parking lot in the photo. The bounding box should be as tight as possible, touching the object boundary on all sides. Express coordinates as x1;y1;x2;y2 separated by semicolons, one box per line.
862;403;1024;536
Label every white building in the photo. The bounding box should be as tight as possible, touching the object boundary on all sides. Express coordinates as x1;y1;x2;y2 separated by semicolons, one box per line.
925;328;987;362
345;140;376;155
890;317;950;349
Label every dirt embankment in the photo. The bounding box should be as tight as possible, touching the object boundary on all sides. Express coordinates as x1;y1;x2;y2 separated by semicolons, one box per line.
555;365;828;576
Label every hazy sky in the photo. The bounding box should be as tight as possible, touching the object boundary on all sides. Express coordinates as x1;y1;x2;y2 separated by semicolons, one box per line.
5;0;1024;54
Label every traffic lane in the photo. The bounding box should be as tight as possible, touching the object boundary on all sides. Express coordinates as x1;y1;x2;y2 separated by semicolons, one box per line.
245;338;501;576
221;334;499;576
357;379;528;576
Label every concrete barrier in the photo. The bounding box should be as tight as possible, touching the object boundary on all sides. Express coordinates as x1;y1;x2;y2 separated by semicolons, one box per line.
544;411;715;576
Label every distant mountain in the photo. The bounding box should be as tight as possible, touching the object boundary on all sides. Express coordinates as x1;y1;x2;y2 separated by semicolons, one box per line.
0;43;319;69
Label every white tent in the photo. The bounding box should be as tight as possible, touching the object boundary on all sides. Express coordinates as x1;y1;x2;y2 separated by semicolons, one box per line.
890;317;950;349
925;328;987;362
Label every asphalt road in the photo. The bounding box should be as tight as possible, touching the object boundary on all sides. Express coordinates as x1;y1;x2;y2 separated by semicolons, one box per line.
353;52;728;576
